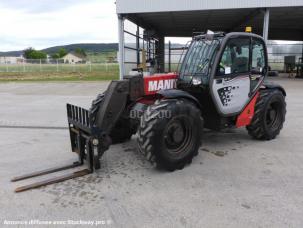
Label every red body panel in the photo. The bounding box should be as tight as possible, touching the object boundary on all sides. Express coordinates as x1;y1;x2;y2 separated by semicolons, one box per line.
136;97;158;105
143;73;178;95
236;92;260;128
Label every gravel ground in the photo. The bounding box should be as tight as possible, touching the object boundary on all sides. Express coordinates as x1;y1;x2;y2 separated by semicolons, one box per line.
0;77;302;228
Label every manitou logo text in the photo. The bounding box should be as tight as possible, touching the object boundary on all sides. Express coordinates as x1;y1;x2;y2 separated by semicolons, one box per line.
148;79;177;92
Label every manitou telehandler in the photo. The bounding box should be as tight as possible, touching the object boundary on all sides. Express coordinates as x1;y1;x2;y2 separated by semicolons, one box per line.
12;31;286;192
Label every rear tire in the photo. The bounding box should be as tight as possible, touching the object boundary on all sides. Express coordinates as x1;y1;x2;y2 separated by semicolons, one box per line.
90;93;135;144
137;99;203;171
247;89;286;140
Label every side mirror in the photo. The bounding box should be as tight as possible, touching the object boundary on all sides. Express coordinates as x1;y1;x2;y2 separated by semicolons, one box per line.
251;66;267;75
251;68;261;75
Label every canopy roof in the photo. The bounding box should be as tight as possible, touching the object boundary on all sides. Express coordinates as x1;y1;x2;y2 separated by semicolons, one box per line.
117;0;303;40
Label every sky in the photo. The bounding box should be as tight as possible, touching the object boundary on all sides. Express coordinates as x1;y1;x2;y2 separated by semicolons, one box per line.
0;1;298;52
0;0;118;51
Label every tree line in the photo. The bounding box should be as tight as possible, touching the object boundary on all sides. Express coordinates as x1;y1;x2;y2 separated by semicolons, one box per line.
23;47;86;59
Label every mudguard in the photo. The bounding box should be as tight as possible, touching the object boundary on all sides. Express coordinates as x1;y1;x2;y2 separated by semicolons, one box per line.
157;89;201;109
261;81;286;96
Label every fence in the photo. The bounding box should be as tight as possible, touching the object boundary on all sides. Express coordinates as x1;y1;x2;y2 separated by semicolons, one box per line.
0;59;119;74
165;43;189;72
267;43;303;71
165;42;303;72
1;43;302;75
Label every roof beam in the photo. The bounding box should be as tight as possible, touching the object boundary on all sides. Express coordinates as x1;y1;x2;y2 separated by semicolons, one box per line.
228;8;263;32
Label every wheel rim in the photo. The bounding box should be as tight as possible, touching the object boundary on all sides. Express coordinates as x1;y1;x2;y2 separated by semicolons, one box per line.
163;116;194;157
265;100;283;131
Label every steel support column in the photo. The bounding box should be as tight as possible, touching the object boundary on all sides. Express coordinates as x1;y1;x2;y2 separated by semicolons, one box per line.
168;41;171;72
136;25;140;66
157;36;165;73
118;15;125;79
263;8;270;43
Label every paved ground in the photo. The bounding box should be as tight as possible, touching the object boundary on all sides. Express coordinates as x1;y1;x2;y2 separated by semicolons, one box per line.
0;77;302;228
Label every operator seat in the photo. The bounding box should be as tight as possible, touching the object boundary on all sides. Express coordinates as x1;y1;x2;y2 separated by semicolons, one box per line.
232;57;248;73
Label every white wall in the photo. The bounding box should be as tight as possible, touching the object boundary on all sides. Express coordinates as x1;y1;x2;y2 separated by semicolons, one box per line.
0;56;23;64
62;54;83;64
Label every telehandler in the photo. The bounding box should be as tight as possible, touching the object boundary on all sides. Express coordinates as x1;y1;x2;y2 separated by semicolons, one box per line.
12;31;286;192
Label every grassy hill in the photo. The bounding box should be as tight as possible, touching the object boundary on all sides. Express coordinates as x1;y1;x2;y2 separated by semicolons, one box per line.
0;43;118;57
43;43;118;55
0;42;187;57
0;51;24;57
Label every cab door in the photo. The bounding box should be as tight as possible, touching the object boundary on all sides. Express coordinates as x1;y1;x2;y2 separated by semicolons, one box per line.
211;36;251;115
250;37;267;92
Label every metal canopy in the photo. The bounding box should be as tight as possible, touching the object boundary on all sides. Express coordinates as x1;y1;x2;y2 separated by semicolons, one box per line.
125;7;303;41
116;0;303;14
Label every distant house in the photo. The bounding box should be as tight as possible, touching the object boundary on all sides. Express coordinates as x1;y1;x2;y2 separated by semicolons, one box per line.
0;56;24;64
61;52;86;64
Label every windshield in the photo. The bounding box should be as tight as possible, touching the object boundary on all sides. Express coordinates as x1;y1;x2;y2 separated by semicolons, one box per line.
179;38;220;84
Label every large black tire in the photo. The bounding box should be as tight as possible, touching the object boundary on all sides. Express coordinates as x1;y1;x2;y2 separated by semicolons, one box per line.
247;89;286;140
90;93;135;144
137;99;203;171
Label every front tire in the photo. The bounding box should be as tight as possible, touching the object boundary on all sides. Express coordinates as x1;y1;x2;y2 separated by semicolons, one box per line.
247;89;286;140
137;99;203;171
90;93;135;144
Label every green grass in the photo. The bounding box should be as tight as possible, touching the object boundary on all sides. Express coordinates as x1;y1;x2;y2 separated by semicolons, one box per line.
268;62;284;71
0;63;119;82
87;51;117;63
0;71;119;82
0;63;119;73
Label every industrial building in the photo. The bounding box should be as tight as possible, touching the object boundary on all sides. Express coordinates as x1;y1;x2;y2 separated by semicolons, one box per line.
116;0;303;78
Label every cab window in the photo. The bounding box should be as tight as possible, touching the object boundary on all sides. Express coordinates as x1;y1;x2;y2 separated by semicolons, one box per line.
217;37;250;75
252;39;266;73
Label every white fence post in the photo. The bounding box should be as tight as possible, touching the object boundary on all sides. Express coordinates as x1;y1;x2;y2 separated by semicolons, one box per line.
56;59;59;72
39;59;42;72
23;59;25;72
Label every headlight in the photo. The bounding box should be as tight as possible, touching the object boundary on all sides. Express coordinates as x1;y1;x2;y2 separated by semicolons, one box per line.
92;139;99;146
192;77;202;85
